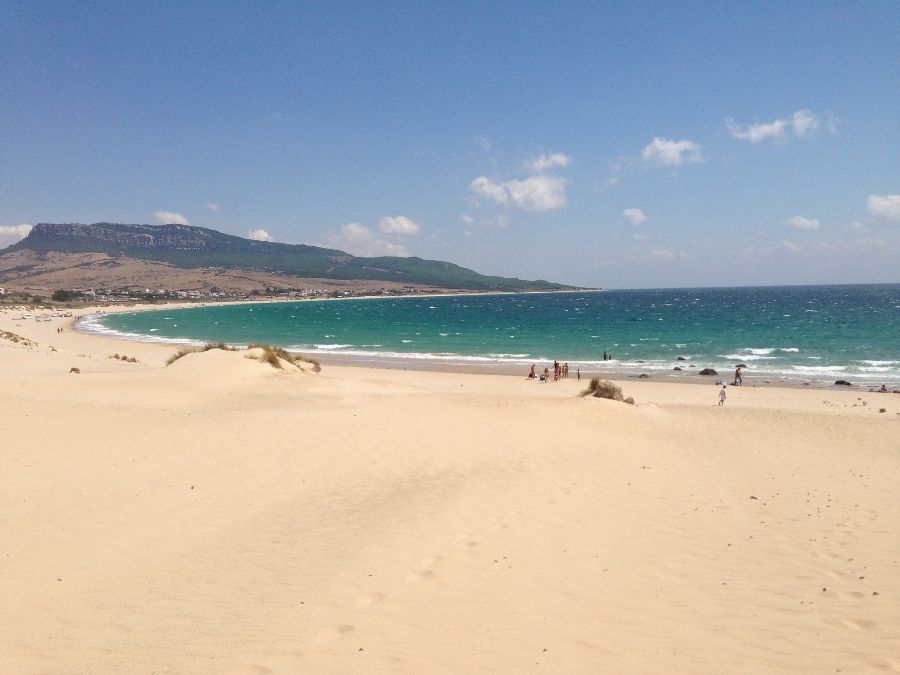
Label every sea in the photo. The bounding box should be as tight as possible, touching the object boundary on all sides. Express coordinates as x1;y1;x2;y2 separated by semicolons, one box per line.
81;284;900;386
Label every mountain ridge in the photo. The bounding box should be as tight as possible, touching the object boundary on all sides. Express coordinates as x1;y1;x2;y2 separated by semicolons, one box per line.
5;222;575;292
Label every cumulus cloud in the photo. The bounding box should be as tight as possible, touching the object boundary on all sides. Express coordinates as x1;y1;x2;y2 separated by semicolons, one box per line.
726;109;828;143
324;222;410;257
0;223;32;248
152;210;190;225
470;174;567;211
867;194;900;221
641;137;703;167
378;215;421;236
247;228;272;241
785;215;820;230
207;202;220;212
525;151;571;173
623;208;647;226
791;109;819;137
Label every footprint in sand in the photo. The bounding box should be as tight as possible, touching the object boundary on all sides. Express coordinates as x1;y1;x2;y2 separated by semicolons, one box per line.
226;666;273;675
315;624;356;643
838;590;866;600
354;592;385;608
404;569;435;583
829;617;876;633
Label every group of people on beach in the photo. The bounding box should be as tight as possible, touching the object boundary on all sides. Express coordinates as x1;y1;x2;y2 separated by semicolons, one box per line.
528;361;580;382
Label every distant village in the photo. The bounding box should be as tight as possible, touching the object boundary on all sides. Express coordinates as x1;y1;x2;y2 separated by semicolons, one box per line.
0;284;455;307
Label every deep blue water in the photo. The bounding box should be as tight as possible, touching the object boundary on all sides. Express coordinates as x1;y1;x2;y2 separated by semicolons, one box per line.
84;285;900;384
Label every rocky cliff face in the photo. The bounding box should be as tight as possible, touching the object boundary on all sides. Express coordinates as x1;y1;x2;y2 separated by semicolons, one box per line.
27;223;214;251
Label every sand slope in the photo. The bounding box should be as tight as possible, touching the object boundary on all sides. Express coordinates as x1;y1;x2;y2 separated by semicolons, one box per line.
1;308;898;673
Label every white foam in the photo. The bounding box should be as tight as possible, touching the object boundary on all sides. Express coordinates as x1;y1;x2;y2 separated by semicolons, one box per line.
790;365;846;373
314;344;354;350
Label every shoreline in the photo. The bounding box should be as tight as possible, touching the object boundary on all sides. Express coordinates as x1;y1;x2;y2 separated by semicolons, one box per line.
60;297;899;393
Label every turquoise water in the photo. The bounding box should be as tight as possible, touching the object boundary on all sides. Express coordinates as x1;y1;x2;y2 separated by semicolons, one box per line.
84;285;900;385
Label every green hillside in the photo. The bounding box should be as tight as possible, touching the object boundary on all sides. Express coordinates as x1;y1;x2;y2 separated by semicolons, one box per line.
9;223;574;291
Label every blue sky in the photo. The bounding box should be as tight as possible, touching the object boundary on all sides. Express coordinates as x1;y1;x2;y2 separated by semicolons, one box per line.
1;1;898;288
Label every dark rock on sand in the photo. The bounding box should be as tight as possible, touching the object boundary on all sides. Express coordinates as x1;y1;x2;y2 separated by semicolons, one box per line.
699;368;718;376
673;366;682;371
639;373;649;378
69;367;80;374
835;380;852;386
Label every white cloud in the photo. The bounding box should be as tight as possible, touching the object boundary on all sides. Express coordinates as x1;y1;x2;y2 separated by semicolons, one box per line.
785;215;820;230
598;177;619;192
474;135;492;152
867;194;900;221
632;233;650;241
782;240;803;252
460;213;474;225
247;228;272;241
152;210;189;225
470;176;509;206
469;174;567;211
791;109;819;137
845;221;867;234
525;151;571;173
623;208;647;226
378;215;421;236
641;137;703;167
324;222;410;257
207;202;220;212
648;248;675;260
725;118;789;143
0;223;32;248
726;109;828;143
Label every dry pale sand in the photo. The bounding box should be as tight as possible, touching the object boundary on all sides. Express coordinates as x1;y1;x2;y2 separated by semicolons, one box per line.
1;306;899;674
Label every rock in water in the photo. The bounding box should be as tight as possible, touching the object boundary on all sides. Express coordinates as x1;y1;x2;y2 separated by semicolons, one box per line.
699;368;718;376
835;380;852;386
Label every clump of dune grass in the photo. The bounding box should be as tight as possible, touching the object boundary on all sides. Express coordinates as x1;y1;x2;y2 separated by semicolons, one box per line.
165;341;237;366
248;343;321;372
580;377;626;402
1;329;36;348
109;353;138;363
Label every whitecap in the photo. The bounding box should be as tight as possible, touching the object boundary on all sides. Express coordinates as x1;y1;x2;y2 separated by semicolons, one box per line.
314;344;354;350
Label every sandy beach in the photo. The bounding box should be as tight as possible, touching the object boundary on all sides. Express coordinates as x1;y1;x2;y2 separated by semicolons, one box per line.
1;305;898;673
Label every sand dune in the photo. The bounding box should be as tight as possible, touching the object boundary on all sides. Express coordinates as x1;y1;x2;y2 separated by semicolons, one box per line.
1;307;898;673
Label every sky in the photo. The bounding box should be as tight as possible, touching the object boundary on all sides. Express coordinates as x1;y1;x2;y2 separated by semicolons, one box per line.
1;1;898;288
